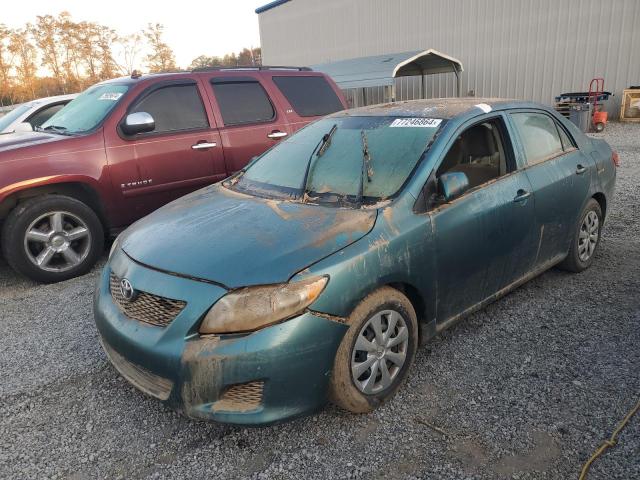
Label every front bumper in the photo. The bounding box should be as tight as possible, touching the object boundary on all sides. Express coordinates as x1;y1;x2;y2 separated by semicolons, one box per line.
93;250;348;426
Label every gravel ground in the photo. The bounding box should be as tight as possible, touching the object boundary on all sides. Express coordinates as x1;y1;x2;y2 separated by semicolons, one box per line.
0;122;638;480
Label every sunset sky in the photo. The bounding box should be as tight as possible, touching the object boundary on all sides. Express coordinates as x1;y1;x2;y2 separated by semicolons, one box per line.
4;0;262;68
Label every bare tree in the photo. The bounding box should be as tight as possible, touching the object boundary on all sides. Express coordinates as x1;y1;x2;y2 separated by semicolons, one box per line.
31;15;66;92
0;24;16;105
58;12;82;91
115;33;143;75
144;23;176;73
8;29;37;101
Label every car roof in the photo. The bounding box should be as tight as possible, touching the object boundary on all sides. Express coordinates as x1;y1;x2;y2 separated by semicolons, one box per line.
29;93;78;105
331;97;538;120
99;67;324;86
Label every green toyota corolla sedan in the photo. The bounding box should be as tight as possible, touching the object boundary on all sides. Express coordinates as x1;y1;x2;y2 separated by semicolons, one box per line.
94;98;617;425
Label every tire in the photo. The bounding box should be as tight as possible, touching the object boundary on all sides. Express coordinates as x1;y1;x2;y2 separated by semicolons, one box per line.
594;122;605;133
1;195;104;283
559;198;602;273
329;286;418;413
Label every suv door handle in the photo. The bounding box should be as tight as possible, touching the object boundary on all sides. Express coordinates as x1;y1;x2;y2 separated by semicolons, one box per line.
191;142;217;150
576;164;587;174
513;189;531;203
267;130;287;139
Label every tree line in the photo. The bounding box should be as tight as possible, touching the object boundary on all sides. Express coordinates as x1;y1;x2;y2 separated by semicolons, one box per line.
0;12;261;106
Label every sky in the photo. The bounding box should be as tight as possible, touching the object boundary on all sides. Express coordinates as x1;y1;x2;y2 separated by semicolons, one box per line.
4;0;263;68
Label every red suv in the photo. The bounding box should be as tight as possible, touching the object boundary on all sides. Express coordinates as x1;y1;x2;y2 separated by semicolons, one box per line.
0;67;347;282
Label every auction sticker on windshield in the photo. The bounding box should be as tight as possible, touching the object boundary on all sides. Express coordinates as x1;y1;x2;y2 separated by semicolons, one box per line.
390;118;442;128
99;92;124;101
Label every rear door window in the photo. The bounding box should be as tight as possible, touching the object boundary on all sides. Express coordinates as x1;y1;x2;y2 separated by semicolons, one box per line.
511;112;564;166
210;79;275;126
273;76;344;117
556;121;576;151
130;84;208;134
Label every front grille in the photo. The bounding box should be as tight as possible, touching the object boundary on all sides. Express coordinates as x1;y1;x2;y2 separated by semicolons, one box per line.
213;381;264;412
110;273;186;327
100;339;173;400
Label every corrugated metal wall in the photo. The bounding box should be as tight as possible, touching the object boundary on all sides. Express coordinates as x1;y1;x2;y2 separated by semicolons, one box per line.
258;0;640;116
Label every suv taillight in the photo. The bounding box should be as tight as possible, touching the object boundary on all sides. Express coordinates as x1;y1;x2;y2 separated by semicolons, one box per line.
612;151;620;167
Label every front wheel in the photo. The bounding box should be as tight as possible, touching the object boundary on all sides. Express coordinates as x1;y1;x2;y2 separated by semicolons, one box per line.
329;287;418;413
559;198;603;273
1;195;104;283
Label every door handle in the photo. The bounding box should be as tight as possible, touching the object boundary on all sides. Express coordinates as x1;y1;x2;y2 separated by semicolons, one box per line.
513;189;531;203
576;164;587;174
191;142;217;150
267;130;287;139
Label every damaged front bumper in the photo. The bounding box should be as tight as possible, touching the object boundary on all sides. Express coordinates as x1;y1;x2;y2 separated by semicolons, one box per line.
93;250;348;426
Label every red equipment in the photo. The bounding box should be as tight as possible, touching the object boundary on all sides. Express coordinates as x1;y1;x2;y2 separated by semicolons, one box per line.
589;78;608;132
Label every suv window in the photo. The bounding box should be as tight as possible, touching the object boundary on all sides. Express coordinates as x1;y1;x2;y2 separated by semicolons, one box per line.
437;118;511;190
27;103;66;129
211;80;274;126
130;84;208;134
273;76;344;117
511;112;564;166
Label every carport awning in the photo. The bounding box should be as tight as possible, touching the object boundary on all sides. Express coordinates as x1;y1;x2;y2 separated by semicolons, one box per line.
311;49;464;90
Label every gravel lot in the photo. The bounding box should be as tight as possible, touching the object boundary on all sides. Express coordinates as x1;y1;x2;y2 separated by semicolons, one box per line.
1;122;638;480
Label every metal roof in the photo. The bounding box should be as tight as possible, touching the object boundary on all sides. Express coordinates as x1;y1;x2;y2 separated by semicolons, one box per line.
310;50;464;90
255;0;291;14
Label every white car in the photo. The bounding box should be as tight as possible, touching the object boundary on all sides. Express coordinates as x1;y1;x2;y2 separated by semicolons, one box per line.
0;94;77;136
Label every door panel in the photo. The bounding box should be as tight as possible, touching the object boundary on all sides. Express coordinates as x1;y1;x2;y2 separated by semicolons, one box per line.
106;82;226;225
218;123;291;174
206;76;291;173
432;172;538;322
524;151;592;264
508;111;593;266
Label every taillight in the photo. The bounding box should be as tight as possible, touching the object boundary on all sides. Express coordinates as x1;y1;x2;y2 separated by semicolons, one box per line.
612;151;620;167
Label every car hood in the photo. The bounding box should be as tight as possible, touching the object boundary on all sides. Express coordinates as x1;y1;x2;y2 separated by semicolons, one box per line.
0;131;67;153
120;185;377;288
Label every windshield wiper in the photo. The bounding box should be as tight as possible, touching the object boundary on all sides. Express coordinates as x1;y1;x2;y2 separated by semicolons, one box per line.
38;125;73;136
299;123;337;202
357;130;373;207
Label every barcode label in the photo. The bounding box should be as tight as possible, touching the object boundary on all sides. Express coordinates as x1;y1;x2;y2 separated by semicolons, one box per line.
390;118;442;128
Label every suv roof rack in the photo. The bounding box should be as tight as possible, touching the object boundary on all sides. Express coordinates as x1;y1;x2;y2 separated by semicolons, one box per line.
191;65;312;73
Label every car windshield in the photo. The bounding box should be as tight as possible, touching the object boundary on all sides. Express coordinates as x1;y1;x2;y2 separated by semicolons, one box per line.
230;116;443;206
0;103;32;132
41;84;129;134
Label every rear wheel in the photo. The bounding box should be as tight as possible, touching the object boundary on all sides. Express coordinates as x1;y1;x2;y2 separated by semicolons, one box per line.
1;195;104;283
329;287;418;413
559;198;602;273
594;122;605;133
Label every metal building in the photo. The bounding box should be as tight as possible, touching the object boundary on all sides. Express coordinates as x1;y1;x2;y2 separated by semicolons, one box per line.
256;0;640;116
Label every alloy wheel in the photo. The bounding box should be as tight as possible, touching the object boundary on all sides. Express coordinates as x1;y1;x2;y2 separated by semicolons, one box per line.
351;309;409;394
23;211;92;272
578;210;599;262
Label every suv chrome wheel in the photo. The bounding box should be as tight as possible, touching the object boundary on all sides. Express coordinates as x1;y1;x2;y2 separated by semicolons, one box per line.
23;211;91;272
351;309;409;394
578;210;599;262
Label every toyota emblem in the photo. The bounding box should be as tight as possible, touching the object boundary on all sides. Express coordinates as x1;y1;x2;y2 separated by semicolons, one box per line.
119;278;136;302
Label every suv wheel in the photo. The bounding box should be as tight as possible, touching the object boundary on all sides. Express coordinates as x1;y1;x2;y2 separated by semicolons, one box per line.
1;195;104;283
329;287;418;413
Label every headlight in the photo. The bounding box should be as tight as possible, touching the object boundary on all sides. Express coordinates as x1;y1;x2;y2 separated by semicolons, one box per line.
108;235;120;260
199;276;328;334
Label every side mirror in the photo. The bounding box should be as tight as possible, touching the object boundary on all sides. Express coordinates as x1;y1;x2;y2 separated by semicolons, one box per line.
122;112;155;135
14;122;33;133
438;172;470;202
